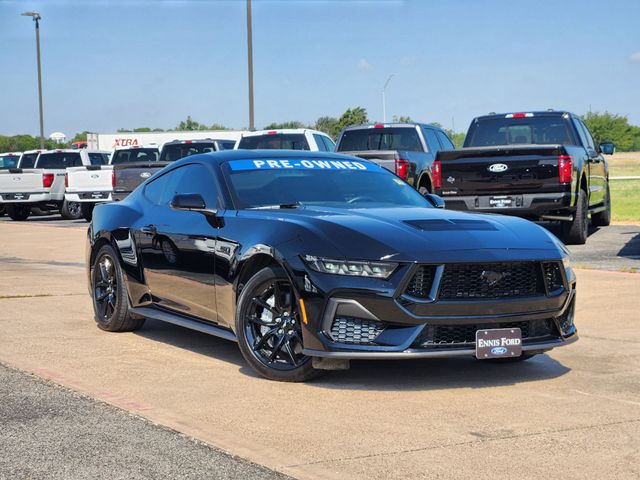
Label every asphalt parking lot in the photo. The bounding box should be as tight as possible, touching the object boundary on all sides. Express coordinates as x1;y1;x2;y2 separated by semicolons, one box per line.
0;218;638;479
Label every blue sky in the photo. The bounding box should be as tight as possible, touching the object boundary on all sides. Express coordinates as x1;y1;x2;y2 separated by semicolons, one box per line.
1;0;639;136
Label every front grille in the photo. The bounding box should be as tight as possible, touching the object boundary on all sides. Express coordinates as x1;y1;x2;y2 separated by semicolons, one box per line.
405;265;437;299
542;262;564;293
438;262;543;299
417;319;557;347
329;317;385;344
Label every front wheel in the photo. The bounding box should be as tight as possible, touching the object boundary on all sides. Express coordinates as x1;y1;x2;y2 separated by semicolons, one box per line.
81;202;95;222
6;204;31;221
61;199;82;220
235;266;320;382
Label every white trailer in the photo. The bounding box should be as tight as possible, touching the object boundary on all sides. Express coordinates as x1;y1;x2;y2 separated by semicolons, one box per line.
87;130;245;151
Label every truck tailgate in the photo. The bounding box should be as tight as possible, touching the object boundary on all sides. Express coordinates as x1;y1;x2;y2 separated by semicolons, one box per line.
0;169;44;198
339;150;398;173
66;165;113;192
437;145;566;195
113;162;170;195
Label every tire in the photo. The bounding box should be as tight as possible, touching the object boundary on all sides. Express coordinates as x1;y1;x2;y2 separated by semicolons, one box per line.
561;189;589;245
61;199;82;220
6;204;31;221
81;202;95;222
591;184;611;227
485;353;537;363
91;244;145;332
418;186;430;195
235;266;321;382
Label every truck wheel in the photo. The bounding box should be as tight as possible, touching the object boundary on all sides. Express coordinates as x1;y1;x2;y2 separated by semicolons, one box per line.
60;200;82;220
418;186;430;195
81;203;95;222
561;189;588;245
91;244;145;332
6;204;31;221
591;184;611;227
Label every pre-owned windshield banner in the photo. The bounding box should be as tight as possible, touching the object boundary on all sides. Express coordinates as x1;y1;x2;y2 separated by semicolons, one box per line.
228;159;383;171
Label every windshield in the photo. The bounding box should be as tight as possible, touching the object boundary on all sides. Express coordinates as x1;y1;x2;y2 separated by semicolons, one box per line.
337;127;423;152
237;134;309;150
0;154;20;169
111;148;159;165
35;152;81;169
219;141;236;150
19;153;38;168
159;143;216;162
224;158;430;209
464;116;577;147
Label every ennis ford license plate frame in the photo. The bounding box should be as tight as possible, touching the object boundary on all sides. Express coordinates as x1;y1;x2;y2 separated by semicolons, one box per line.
476;328;522;359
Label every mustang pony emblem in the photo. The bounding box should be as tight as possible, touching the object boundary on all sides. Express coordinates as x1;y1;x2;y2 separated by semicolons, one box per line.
480;270;510;286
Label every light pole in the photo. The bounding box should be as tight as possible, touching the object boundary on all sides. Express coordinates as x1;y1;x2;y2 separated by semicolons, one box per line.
246;0;255;131
382;74;394;123
21;11;45;149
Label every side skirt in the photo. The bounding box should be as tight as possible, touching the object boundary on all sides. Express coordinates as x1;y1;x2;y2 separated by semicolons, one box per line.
131;306;237;342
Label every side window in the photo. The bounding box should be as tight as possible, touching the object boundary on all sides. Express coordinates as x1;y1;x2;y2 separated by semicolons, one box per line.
88;153;107;165
577;120;596;151
174;164;219;208
572;119;590;149
312;134;328;152
423;128;441;154
436;130;455;150
144;172;171;206
322;135;336;152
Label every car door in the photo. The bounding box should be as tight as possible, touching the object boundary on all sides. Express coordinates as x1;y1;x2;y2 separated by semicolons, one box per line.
575;119;606;205
137;163;221;322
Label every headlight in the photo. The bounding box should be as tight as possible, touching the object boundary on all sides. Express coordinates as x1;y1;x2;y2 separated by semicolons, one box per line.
302;255;398;279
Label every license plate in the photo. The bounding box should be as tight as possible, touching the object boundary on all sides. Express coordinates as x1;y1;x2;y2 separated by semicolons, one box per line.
4;193;29;200
489;196;512;208
90;192;107;199
476;328;522;359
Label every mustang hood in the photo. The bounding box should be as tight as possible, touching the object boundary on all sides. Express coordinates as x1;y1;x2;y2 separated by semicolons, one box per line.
258;206;563;263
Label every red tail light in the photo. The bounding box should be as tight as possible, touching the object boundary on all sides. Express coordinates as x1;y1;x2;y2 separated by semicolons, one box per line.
64;173;69;188
432;160;442;189
395;158;409;180
558;155;572;184
111;169;116;188
42;173;54;188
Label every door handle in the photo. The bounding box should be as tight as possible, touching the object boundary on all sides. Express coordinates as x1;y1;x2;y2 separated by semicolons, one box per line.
141;224;157;234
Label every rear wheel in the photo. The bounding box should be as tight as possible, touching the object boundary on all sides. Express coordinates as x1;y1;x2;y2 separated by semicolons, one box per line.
235;266;320;382
61;199;82;220
6;204;31;221
91;244;145;332
591;184;611;227
81;202;95;222
561;189;588;245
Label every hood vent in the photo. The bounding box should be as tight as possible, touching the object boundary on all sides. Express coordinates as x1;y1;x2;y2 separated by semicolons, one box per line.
403;219;497;231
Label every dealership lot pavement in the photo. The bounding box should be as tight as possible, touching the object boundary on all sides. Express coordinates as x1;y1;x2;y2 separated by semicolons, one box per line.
0;220;638;479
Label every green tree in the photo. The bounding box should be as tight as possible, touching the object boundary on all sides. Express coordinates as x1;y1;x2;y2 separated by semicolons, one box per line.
314;116;339;138
209;123;228;130
582;111;637;151
117;128;132;133
335;107;368;136
176;116;209;131
392;115;413;123
263;121;307;130
69;131;92;143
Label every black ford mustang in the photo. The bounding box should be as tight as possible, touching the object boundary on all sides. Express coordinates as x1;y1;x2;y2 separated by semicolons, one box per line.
87;150;577;381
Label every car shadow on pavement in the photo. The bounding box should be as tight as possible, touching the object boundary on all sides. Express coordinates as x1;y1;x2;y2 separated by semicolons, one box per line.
310;354;571;391
617;232;640;260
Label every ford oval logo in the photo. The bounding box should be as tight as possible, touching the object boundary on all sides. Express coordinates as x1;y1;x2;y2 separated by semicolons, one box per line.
12;177;21;182
140;172;151;179
488;163;509;173
91;174;99;179
491;346;508;355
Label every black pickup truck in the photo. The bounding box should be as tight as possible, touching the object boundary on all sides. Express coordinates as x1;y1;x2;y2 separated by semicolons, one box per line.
434;111;614;244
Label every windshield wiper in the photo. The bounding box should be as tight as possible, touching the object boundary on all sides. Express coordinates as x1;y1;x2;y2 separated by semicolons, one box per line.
248;202;301;210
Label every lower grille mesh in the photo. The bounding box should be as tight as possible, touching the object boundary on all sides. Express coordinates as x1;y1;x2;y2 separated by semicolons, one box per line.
330;317;385;344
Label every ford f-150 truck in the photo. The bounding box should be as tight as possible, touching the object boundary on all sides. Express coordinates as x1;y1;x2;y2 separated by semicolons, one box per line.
335;123;455;193
434;111;613;244
0;149;109;221
65;145;159;221
0;152;22;217
236;129;335;151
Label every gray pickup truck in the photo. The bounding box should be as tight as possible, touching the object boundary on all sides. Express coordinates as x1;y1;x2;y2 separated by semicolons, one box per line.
335;123;455;194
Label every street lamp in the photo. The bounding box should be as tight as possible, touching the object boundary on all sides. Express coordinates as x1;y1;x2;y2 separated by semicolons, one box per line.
382;74;394;123
21;11;45;149
246;0;255;131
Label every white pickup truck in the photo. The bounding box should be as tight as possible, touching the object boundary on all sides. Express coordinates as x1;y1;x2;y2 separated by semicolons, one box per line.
0;152;23;217
235;128;336;151
0;149;109;221
65;145;159;221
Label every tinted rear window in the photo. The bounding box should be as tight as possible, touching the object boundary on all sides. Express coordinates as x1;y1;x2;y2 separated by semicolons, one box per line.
337;127;423;152
35;152;81;169
464;116;577;147
219;141;236;150
159;143;216;162
0;155;20;169
19;153;38;168
111;148;159;165
237;134;309;150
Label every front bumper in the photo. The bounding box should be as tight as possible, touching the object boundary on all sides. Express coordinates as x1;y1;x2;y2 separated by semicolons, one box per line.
441;192;574;219
295;259;577;359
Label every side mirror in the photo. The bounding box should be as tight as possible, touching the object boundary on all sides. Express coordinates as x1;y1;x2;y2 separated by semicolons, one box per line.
170;194;216;215
599;142;615;155
424;193;445;209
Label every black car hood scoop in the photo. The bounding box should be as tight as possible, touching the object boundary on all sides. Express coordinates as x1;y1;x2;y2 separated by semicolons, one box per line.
403;219;498;231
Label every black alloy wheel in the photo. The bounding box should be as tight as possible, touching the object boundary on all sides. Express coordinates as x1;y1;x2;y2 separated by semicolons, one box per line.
236;266;319;382
61;199;82;220
94;253;118;322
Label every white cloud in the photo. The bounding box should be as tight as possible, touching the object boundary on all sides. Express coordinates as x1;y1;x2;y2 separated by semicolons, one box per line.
630;52;640;62
357;58;373;72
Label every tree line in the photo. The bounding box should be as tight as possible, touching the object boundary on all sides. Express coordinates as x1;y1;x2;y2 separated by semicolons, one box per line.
2;110;639;153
